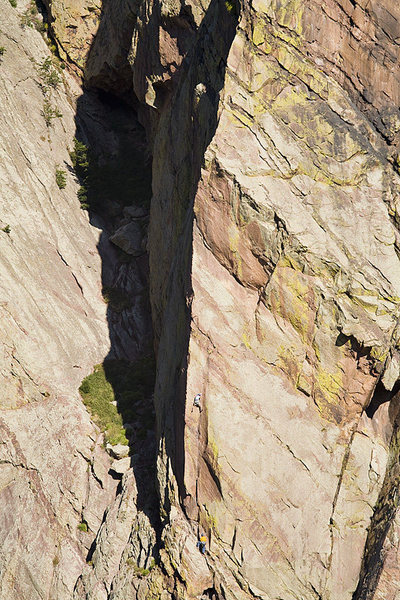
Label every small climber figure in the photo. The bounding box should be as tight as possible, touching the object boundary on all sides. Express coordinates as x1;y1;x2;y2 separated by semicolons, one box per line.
196;533;207;555
193;393;202;411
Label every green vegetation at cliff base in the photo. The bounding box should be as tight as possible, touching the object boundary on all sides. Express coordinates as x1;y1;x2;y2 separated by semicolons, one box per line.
101;286;131;312
70;137;152;214
79;356;155;446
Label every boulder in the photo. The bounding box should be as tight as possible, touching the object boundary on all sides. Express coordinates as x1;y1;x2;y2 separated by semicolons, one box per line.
109;222;145;256
109;457;131;476
106;443;130;459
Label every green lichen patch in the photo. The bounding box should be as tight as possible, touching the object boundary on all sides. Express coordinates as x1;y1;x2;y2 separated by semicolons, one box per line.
79;363;128;446
79;356;156;446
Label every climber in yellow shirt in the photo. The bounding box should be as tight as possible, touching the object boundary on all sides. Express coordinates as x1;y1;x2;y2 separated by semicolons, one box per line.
196;533;207;555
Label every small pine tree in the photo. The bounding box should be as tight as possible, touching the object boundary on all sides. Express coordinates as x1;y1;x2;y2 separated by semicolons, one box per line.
55;168;66;189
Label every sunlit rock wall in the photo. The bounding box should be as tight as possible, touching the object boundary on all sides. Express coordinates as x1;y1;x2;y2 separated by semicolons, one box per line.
0;4;118;598
2;0;400;598
128;0;400;598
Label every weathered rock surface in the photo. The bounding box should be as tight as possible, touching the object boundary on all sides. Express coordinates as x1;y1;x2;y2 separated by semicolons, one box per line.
125;0;400;598
3;0;400;598
106;443;130;459
0;2;152;599
42;0;102;69
0;4;121;596
110;221;145;256
110;456;131;474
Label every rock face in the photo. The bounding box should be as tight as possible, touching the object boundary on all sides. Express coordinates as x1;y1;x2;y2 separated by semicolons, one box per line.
125;0;400;598
0;2;152;598
2;0;400;599
0;4;118;598
42;0;102;69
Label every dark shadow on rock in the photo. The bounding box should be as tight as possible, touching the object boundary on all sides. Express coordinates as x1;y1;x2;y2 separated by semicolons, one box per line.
141;0;240;515
72;83;160;539
72;0;240;563
83;0;140;103
352;401;400;600
365;379;400;419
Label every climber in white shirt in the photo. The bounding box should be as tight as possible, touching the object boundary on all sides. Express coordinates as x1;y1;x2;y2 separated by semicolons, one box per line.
193;393;202;411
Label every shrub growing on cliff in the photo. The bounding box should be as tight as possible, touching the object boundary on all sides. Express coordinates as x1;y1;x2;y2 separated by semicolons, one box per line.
79;379;90;394
69;135;152;214
79;357;156;446
77;186;88;206
127;558;155;577
55;168;66;189
20;1;38;28
8;0;17;7
101;286;132;312
79;364;129;446
70;138;89;177
20;0;48;32
70;138;91;209
41;99;62;127
224;0;238;15
39;57;61;89
133;565;150;577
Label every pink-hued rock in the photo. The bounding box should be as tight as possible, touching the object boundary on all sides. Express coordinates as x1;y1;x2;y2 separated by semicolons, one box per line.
3;0;400;597
0;4;147;599
131;0;400;597
0;396;118;600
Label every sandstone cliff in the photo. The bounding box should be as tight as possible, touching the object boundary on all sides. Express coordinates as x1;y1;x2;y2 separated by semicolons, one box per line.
126;1;400;598
0;1;152;597
1;0;400;599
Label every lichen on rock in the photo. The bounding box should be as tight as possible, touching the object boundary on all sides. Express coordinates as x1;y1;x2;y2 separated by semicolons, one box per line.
3;0;400;598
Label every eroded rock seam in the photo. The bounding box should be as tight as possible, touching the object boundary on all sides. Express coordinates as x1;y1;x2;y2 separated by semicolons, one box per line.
352;393;400;600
